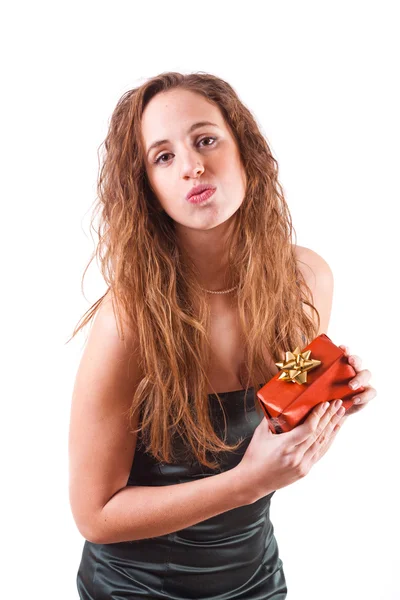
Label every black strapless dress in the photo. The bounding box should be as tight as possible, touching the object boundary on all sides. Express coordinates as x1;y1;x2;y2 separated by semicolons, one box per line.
76;386;288;599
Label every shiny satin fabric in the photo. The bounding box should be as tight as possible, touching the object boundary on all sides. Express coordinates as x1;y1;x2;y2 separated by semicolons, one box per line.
76;387;288;599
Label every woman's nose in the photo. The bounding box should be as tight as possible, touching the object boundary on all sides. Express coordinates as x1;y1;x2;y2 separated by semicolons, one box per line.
179;149;205;178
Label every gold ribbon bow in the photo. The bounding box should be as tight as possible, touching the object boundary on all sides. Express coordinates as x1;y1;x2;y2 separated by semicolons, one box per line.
275;346;321;385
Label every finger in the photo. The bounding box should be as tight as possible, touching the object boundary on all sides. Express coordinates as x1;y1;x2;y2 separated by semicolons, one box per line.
287;400;336;447
349;368;371;391
295;400;345;454
348;354;362;372
304;408;345;463
347;385;377;411
314;400;344;432
284;401;327;445
303;414;345;469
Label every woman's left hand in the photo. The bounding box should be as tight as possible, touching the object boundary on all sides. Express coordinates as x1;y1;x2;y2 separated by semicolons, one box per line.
339;345;377;417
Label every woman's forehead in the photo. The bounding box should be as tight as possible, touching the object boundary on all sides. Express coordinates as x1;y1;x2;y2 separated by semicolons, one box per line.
141;90;225;145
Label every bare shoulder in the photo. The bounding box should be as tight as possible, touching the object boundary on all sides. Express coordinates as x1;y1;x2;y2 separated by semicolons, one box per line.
293;244;332;275
292;244;334;335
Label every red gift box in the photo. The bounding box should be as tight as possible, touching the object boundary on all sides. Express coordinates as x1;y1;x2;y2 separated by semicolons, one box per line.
256;333;365;434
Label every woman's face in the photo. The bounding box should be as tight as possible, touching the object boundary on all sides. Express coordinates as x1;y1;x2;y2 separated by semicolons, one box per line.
141;88;247;231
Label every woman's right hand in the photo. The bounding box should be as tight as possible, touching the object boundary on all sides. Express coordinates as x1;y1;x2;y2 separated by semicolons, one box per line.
238;400;347;504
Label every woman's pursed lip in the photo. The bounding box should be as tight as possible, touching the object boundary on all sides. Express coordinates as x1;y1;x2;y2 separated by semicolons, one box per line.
186;187;216;204
186;184;216;200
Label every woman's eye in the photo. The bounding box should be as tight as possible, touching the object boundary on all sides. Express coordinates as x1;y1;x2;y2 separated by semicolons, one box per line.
155;153;172;165
198;136;216;147
154;136;217;165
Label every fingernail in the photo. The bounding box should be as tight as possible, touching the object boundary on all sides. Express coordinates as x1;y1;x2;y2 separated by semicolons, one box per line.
349;381;358;389
353;397;361;404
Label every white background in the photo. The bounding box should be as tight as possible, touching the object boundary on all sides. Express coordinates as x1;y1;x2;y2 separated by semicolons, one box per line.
1;1;398;599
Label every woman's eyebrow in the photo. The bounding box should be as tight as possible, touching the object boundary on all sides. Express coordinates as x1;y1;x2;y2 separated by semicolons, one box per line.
146;121;219;158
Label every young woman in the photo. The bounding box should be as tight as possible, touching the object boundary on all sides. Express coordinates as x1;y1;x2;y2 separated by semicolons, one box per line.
68;71;375;599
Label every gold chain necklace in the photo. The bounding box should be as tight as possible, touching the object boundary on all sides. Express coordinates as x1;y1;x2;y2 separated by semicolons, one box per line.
200;285;238;294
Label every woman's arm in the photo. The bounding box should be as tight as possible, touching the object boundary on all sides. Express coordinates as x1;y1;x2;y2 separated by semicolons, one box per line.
92;465;248;544
68;292;252;546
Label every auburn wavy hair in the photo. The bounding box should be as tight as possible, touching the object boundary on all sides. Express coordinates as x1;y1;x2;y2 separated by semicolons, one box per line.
67;71;320;470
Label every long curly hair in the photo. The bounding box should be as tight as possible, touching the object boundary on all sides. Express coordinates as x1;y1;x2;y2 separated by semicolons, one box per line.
66;71;320;470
